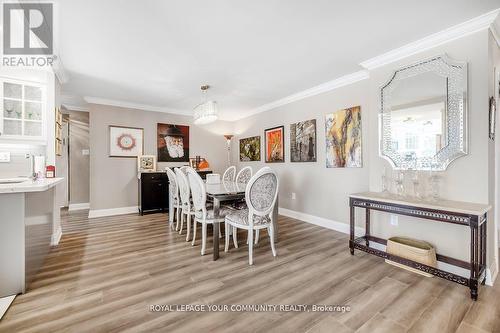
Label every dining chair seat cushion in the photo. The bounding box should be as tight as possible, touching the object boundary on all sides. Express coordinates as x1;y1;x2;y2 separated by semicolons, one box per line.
225;209;270;226
195;207;233;220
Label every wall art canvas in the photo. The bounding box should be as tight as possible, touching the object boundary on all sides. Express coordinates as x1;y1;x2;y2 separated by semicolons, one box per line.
290;119;316;162
325;106;362;168
109;125;144;157
239;136;261;161
138;155;156;172
265;126;285;163
157;123;189;162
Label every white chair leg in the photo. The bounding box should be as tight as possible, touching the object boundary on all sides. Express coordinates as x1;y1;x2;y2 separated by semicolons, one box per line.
219;224;222;238
191;220;197;246
233;226;239;248
225;223;230;252
185;214;191;241
201;223;207;255
176;207;181;229
248;229;254;265
246;230;250;244
175;208;182;231
255;229;260;245
269;224;277;257
179;212;184;234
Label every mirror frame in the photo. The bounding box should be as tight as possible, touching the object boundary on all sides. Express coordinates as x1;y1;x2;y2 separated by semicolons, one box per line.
379;54;468;171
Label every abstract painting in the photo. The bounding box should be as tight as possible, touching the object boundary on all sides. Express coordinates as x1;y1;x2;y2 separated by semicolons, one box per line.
325;106;362;168
265;126;285;163
109;125;144;157
239;136;261;161
157;123;189;162
290;119;316;162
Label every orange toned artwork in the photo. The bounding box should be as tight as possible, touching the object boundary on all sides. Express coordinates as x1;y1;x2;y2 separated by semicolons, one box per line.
265;126;284;163
325;106;362;168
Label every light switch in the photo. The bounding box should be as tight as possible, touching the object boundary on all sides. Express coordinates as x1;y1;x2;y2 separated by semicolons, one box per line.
0;152;10;162
82;149;90;155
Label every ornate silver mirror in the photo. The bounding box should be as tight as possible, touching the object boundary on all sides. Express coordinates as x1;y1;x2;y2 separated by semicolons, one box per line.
380;54;468;170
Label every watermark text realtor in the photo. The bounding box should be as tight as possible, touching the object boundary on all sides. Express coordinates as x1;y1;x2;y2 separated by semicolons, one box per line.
2;2;54;66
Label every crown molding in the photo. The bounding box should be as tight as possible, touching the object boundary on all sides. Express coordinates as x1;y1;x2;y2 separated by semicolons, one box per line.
360;9;500;70
61;104;89;112
83;96;190;116
238;70;369;120
52;55;69;84
491;21;500;47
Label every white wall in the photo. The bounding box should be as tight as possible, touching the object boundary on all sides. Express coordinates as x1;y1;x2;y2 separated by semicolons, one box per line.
232;29;498;275
89;104;233;211
232;80;369;226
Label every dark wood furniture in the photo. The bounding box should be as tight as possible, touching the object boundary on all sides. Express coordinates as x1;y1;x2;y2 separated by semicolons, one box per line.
196;170;212;179
139;172;169;215
349;192;490;301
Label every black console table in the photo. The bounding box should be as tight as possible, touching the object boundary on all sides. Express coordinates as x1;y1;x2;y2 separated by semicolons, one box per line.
349;192;490;300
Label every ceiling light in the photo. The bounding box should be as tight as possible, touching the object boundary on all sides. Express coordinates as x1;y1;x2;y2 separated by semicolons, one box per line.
193;85;218;125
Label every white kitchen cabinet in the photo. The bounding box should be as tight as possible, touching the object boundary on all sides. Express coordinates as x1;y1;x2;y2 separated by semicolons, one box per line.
0;78;46;144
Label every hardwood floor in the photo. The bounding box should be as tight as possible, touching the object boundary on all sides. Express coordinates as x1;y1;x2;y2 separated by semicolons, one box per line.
0;209;499;332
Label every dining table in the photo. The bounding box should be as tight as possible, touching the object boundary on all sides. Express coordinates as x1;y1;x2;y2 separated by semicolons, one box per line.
205;181;279;261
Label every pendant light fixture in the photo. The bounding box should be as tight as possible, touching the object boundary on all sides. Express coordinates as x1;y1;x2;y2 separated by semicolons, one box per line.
193;84;218;125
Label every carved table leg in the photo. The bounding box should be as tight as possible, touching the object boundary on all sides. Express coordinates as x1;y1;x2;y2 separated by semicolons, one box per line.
350;202;355;255
470;222;479;300
365;208;370;247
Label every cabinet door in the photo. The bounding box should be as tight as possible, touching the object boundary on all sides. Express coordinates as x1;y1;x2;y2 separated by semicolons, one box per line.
142;179;164;211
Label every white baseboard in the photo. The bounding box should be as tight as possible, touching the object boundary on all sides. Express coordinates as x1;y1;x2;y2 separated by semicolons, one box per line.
88;206;139;219
486;262;497;286
278;207;364;236
68;202;90;211
278;207;497;286
51;226;62;246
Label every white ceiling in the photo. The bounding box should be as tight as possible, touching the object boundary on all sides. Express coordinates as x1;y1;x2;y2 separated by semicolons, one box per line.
57;0;500;121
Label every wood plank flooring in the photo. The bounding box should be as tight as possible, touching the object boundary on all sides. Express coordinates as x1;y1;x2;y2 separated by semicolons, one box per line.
0;209;499;332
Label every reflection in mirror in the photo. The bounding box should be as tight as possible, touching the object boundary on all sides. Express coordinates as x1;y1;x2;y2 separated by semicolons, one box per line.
380;54;467;171
390;72;447;163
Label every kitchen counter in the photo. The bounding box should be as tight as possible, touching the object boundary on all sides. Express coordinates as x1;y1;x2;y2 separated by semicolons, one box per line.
0;177;63;309
0;177;64;194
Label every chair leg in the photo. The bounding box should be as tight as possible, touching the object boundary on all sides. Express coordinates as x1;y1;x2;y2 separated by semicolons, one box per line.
248;229;254;265
233;226;239;248
201;223;207;255
255;229;260;245
225;223;230;252
176;207;181;230
179;212;184;235
185;214;191;241
191;220;197;246
269;224;277;257
219;224;222;238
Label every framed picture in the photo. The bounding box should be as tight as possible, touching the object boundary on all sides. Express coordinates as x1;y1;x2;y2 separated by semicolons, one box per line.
290;119;316;162
239;136;261;161
157;123;189;162
325;106;362;168
265;126;284;163
138;155;156;172
109;125;144;157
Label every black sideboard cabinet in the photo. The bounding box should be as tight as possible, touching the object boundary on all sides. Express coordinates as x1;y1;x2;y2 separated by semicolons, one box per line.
138;170;213;215
138;172;169;215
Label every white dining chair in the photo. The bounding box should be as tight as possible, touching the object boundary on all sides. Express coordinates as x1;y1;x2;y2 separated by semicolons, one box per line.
180;166;189;174
224;167;279;265
166;167;181;230
236;166;252;184
222;166;236;182
175;168;195;241
187;168;232;255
